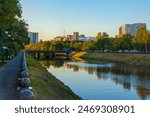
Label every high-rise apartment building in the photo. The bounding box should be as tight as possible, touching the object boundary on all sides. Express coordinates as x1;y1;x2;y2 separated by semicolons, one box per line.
28;32;39;44
119;23;146;36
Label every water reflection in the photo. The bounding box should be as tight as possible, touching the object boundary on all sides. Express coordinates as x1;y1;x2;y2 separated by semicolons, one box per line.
40;60;64;68
40;60;150;100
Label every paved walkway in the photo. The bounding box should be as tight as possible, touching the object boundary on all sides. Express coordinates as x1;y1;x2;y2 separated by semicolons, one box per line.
0;52;22;100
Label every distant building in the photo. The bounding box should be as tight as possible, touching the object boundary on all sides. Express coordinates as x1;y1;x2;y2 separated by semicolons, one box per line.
65;32;79;41
79;37;90;42
88;36;96;41
28;32;38;44
54;36;64;41
119;26;123;35
79;37;96;42
66;35;74;41
73;32;79;41
53;32;81;41
119;23;147;36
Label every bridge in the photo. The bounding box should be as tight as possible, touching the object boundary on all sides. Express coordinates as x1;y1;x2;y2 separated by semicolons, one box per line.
26;50;72;60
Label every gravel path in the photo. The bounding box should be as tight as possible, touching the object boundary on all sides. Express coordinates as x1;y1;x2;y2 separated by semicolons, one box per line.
0;52;22;100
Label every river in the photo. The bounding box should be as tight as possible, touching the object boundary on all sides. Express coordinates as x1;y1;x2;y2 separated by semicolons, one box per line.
40;59;150;100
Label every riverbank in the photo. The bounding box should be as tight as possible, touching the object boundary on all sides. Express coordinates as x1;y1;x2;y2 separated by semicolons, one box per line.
26;55;81;100
72;52;150;66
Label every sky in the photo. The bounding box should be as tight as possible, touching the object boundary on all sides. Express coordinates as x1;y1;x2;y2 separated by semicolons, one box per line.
20;0;150;40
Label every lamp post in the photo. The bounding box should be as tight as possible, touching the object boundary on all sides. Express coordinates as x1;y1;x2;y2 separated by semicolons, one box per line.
1;46;8;62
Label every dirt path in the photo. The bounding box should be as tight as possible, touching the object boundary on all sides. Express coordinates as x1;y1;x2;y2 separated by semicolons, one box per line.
0;52;22;100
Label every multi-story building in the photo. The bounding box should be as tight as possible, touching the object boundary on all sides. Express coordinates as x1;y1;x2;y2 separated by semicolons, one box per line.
54;36;64;41
28;32;39;44
66;32;79;41
119;23;147;36
53;32;80;41
73;32;79;41
66;35;73;41
119;26;123;35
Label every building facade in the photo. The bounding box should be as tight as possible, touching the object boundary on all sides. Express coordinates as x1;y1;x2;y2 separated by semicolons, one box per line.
119;23;146;36
119;26;123;35
28;32;39;44
65;32;79;41
53;32;80;41
73;32;79;41
54;36;64;41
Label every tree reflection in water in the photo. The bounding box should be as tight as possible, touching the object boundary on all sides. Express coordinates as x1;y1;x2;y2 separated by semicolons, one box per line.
40;60;150;100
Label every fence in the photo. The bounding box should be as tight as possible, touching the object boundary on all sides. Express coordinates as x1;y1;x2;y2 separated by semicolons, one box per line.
17;51;34;100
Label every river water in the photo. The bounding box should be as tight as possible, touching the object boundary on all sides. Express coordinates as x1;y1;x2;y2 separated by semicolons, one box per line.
40;59;150;100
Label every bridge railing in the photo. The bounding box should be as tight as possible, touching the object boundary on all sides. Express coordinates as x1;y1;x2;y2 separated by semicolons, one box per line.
26;50;72;60
17;51;34;100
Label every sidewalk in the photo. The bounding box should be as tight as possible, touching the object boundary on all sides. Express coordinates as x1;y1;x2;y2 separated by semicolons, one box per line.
0;52;22;100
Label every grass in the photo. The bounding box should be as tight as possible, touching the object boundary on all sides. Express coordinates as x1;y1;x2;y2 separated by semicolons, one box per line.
26;55;81;100
72;52;150;66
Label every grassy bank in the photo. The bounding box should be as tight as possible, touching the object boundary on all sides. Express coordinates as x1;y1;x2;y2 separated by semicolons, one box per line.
26;55;81;100
72;52;150;66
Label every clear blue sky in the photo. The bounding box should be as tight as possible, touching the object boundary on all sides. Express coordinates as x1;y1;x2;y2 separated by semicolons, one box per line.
20;0;150;40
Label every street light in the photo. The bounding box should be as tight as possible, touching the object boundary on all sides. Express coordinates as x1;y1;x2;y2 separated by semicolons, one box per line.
1;46;8;62
5;31;8;34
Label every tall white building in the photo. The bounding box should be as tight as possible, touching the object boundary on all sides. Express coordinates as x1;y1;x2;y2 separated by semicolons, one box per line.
28;32;39;44
119;23;146;36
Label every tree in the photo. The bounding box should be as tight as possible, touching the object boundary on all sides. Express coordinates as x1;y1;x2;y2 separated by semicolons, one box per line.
0;0;29;57
132;26;149;53
96;32;109;40
102;32;109;38
117;34;133;51
79;34;85;38
0;0;21;29
96;38;113;51
72;42;84;51
82;41;96;51
8;19;29;48
50;41;64;50
121;37;133;51
112;38;122;51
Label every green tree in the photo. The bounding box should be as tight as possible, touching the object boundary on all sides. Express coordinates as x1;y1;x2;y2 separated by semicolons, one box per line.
50;41;64;50
96;32;109;40
82;41;96;51
95;38;112;51
117;34;133;51
96;32;102;40
72;42;84;51
112;38;122;51
79;34;85;38
0;0;21;29
132;26;149;53
0;0;29;58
